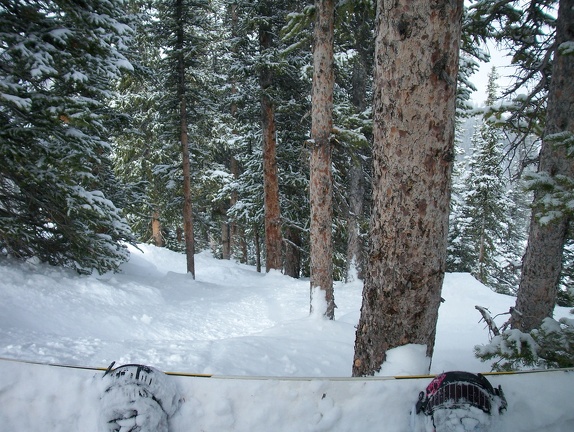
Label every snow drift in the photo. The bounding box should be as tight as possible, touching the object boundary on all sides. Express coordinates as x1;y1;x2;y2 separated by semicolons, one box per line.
1;244;573;431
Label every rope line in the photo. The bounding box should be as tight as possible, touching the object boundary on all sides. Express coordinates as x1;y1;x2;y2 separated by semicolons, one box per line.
1;356;572;381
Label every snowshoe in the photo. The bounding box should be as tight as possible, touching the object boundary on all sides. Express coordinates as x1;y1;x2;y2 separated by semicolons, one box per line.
411;371;507;432
99;362;182;432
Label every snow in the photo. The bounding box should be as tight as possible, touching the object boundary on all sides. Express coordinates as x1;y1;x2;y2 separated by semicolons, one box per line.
378;344;431;377
1;93;32;110
558;41;574;55
1;244;573;431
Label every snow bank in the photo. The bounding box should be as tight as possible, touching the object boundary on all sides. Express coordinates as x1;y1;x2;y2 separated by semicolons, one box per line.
1;244;573;430
1;360;573;431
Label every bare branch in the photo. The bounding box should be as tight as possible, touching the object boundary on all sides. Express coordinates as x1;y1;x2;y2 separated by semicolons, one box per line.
476;305;501;337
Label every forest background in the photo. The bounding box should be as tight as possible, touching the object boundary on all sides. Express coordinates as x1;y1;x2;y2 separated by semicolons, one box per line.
1;0;573;371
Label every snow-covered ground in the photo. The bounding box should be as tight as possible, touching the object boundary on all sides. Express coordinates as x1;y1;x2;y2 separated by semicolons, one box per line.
1;244;573;431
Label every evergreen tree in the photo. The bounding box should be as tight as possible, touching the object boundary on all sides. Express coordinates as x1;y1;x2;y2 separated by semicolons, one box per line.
210;0;312;273
513;0;574;332
446;4;491;276
353;0;464;376
309;0;336;318
112;0;173;248
0;0;136;274
467;0;556;142
460;127;513;287
451;69;526;294
153;0;213;277
332;0;374;282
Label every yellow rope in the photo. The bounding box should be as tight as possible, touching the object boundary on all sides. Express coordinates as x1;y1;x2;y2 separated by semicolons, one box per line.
1;356;572;381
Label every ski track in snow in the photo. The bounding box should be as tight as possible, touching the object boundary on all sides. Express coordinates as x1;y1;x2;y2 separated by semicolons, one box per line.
1;244;573;431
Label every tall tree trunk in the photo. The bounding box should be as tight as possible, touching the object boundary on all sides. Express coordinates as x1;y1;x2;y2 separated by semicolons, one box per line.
310;0;335;319
512;0;574;332
180;93;195;277
260;6;282;272
176;0;195;278
346;161;364;281
352;0;463;376
226;2;240;262
345;15;370;282
238;226;248;264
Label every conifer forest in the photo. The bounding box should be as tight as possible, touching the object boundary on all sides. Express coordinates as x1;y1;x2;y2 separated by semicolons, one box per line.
1;0;573;372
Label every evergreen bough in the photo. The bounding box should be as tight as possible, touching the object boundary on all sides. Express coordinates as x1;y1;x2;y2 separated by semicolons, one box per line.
475;309;574;371
0;0;136;274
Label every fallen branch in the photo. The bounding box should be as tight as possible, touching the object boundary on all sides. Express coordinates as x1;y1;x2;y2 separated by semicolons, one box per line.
475;305;500;337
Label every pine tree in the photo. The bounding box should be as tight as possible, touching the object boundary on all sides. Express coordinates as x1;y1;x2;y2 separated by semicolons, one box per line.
333;0;374;282
0;0;136;274
467;0;556;142
153;0;213;277
450;69;526;294
461;127;512;287
209;0;311;272
112;0;173;248
513;0;574;332
258;0;283;272
309;0;336;319
447;3;492;275
353;0;464;376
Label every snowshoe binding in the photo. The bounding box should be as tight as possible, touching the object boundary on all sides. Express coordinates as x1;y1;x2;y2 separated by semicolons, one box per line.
411;371;507;432
99;362;182;432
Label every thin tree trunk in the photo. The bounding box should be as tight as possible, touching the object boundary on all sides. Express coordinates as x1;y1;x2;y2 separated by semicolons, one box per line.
346;162;364;281
255;225;262;273
352;0;463;376
478;215;486;284
284;226;301;278
513;0;574;332
151;208;163;247
227;3;239;261
345;22;369;282
309;0;335;319
176;0;195;278
238;226;248;264
221;216;231;259
180;95;195;277
229;156;240;260
260;7;282;272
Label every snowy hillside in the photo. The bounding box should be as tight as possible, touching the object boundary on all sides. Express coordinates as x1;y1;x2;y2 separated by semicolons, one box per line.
1;244;573;431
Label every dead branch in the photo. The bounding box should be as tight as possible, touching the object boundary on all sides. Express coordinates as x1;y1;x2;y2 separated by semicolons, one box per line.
476;305;501;337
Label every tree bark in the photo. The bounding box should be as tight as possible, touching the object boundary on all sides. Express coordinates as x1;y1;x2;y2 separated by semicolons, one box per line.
310;0;335;319
221;216;231;259
513;0;574;332
176;0;195;278
230;156;243;262
151;208;163;247
227;3;240;262
284;226;301;278
345;14;370;282
346;161;364;281
181;92;195;277
255;224;262;273
352;0;463;376
260;6;282;272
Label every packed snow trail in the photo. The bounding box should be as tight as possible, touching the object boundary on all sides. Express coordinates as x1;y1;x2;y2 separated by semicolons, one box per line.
0;244;525;376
